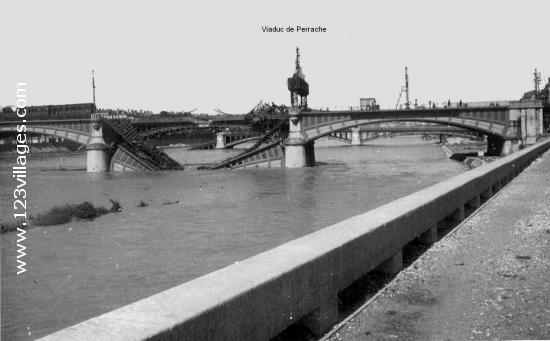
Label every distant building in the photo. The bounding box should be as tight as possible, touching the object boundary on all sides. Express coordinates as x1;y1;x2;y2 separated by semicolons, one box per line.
1;106;14;114
360;98;379;110
1;103;95;120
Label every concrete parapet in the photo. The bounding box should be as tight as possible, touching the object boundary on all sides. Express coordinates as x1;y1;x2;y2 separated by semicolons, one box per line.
40;139;550;341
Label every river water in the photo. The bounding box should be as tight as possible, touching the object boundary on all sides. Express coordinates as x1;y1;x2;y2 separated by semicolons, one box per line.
0;136;467;340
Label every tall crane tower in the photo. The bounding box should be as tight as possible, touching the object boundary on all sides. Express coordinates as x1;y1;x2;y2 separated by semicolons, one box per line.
287;47;309;109
395;66;410;109
534;68;542;94
92;70;96;114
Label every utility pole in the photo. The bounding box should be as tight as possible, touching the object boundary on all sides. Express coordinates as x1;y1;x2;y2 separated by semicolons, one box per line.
533;68;541;94
92;70;96;113
405;66;410;109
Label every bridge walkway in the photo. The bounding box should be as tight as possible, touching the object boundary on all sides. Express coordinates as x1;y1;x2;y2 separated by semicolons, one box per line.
325;150;550;340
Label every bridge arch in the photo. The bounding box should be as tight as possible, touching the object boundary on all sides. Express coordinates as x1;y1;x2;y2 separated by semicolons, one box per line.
223;135;263;148
328;131;483;144
138;126;210;139
0;125;90;145
305;118;502;142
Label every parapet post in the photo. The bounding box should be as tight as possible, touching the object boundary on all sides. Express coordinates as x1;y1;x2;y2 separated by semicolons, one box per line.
86;114;110;172
378;249;403;276
419;224;438;244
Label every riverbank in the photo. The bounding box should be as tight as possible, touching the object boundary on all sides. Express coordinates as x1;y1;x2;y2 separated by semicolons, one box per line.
463;156;500;169
326;147;550;340
441;141;486;160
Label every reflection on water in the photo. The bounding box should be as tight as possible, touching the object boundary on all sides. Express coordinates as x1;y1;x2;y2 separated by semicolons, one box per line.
0;136;467;340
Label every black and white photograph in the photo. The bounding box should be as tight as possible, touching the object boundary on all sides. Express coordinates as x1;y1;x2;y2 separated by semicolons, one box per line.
1;1;550;340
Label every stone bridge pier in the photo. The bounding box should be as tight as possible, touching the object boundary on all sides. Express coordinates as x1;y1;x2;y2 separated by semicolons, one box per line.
351;126;362;145
215;131;226;149
513;101;544;145
497;101;544;156
284;107;315;168
86;114;110;172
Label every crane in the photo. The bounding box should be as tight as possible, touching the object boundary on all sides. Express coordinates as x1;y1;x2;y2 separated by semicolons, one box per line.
395;66;410;109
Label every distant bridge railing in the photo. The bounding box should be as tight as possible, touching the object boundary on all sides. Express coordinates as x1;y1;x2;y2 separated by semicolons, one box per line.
318;100;512;111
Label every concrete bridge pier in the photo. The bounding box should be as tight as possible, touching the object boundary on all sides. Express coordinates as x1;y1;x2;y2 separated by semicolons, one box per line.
486;135;520;156
501;101;545;155
511;101;544;146
285;144;308;168
215;131;226;149
86;118;110;172
351;127;361;145
500;139;522;156
487;135;502;156
304;141;315;165
285;107;315;168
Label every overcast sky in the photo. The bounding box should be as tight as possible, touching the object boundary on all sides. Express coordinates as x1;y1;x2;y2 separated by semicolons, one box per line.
1;0;549;113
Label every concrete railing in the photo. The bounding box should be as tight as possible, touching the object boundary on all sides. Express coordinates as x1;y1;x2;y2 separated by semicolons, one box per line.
39;139;550;341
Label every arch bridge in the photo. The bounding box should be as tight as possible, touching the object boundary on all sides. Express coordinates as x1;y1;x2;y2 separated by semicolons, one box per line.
210;100;544;169
206;49;545;169
327;124;483;144
284;101;544;167
0;117;184;172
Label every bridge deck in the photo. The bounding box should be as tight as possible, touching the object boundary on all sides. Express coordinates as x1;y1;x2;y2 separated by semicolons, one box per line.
301;106;514;141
